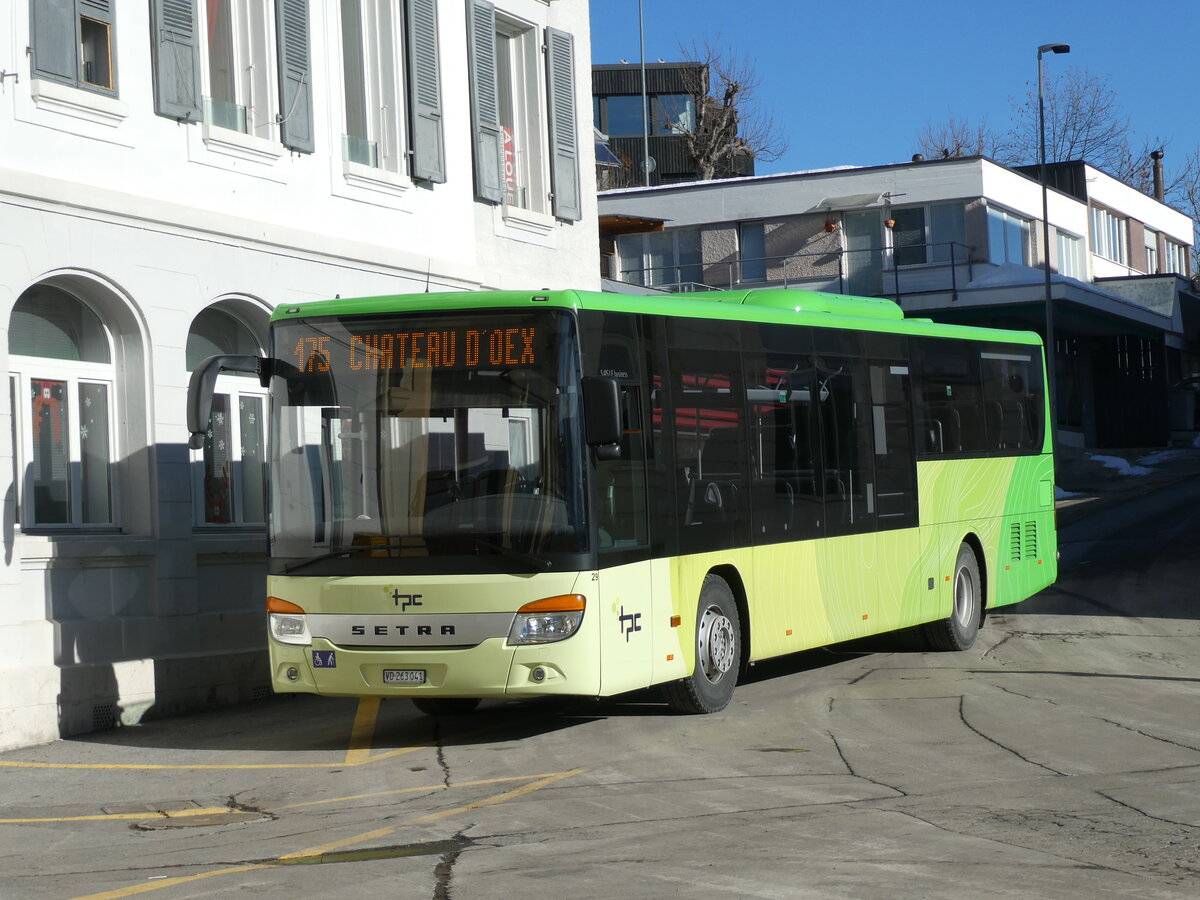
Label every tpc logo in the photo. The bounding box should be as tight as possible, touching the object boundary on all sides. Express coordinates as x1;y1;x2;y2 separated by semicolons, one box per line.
619;606;642;641
392;590;423;611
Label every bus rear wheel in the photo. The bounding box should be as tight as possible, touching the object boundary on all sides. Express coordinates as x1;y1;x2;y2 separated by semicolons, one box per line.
663;575;741;714
411;698;481;716
922;543;981;651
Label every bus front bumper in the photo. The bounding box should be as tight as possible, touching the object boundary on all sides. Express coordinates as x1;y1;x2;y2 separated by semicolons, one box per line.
269;636;600;699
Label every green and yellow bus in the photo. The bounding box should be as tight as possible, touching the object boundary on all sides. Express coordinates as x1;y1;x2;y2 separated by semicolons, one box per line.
188;288;1056;714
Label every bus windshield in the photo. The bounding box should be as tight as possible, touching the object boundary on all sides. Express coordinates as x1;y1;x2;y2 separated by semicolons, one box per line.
268;309;587;573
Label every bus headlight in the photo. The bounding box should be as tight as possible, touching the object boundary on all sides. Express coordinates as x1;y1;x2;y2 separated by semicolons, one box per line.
508;594;586;645
270;613;311;645
268;596;310;646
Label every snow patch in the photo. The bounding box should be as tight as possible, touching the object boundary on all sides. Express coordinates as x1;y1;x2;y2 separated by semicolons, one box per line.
1089;455;1153;476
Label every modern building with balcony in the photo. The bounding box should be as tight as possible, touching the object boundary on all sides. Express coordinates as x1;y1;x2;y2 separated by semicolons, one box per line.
598;155;1199;449
0;0;598;750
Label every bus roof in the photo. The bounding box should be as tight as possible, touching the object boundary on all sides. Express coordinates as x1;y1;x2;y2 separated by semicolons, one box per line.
269;289;1043;346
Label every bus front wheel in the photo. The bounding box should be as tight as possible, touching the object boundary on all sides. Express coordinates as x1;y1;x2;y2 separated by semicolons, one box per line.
922;543;981;651
663;575;741;714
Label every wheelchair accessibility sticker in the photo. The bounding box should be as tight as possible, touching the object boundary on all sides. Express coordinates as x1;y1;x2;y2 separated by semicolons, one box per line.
312;650;337;668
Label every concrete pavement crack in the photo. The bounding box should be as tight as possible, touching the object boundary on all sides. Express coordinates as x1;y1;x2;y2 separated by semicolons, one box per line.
1095;717;1200;754
433;722;451;789
1096;791;1200;829
432;828;470;899
827;731;909;797
957;695;1067;776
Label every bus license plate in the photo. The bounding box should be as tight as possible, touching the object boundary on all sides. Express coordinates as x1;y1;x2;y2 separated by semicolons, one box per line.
383;669;426;685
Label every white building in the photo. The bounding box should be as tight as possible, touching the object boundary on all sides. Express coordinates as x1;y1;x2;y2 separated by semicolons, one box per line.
599;156;1199;448
0;0;598;750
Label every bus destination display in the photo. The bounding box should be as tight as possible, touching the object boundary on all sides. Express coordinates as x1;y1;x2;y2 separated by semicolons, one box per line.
288;325;538;375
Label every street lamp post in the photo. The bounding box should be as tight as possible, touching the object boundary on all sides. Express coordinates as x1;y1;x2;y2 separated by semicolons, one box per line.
638;0;650;187
1038;42;1069;440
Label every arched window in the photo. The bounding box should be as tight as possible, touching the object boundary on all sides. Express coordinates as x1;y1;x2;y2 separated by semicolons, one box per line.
187;307;265;525
9;285;116;526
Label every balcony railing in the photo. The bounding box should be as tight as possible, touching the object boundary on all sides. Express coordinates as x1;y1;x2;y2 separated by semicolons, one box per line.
614;241;978;301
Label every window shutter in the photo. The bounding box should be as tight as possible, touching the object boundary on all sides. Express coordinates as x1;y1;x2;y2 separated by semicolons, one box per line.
405;0;446;183
30;0;77;84
545;27;581;222
465;0;503;204
150;0;201;120
274;0;314;153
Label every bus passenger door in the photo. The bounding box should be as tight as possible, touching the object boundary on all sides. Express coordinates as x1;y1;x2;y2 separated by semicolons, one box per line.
595;384;658;696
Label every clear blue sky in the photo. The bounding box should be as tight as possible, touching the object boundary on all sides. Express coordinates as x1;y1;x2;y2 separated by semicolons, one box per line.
589;0;1200;179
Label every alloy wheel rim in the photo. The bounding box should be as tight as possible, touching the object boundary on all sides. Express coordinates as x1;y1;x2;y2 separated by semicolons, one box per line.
698;605;736;682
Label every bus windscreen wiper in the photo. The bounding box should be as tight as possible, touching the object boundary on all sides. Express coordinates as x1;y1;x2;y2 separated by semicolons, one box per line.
453;534;552;572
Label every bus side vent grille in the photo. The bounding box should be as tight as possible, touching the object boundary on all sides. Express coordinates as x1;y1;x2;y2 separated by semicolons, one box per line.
1009;523;1023;561
1023;521;1038;559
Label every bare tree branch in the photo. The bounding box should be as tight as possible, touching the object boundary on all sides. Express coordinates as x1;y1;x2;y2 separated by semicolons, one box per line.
915;115;997;160
675;39;788;181
917;66;1200;271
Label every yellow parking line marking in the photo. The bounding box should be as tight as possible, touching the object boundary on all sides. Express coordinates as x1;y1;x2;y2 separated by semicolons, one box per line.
0;761;343;771
69;866;264;900
66;768;587;900
344;697;381;766
0;807;246;824
278;772;570;810
278;768;586;858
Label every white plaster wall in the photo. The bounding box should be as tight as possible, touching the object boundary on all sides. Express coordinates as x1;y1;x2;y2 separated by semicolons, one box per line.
0;0;598;750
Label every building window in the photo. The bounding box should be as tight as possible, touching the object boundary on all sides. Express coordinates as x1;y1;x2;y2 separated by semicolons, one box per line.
8;286;116;527
30;0;117;93
467;1;579;220
1057;231;1085;279
596;93;696;137
987;206;1032;266
340;0;401;169
1164;240;1188;276
1144;229;1159;274
494;19;546;211
202;0;275;137
617;229;702;288
187;309;266;525
1090;205;1128;266
739;222;766;282
892;203;967;267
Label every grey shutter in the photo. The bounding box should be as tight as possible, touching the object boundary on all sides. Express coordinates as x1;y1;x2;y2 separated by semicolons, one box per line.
150;0;201;120
275;0;314;153
465;0;503;204
30;0;77;84
545;27;581;222
405;0;446;183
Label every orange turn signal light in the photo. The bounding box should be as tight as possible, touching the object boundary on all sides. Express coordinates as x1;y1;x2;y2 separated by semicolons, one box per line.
517;594;586;614
268;596;305;614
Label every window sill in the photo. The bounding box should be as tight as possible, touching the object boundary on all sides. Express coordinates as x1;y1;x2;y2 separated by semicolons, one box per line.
494;205;557;244
343;160;411;198
31;77;126;128
201;123;283;165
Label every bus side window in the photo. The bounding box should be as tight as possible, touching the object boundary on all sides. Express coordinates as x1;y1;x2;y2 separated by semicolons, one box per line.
596;387;648;551
668;339;747;553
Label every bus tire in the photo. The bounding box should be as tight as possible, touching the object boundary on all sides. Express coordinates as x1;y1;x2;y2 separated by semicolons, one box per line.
663;575;741;714
412;698;481;716
922;543;981;651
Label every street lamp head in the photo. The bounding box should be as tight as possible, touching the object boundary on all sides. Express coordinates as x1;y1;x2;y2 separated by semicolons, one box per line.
1038;43;1071;56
